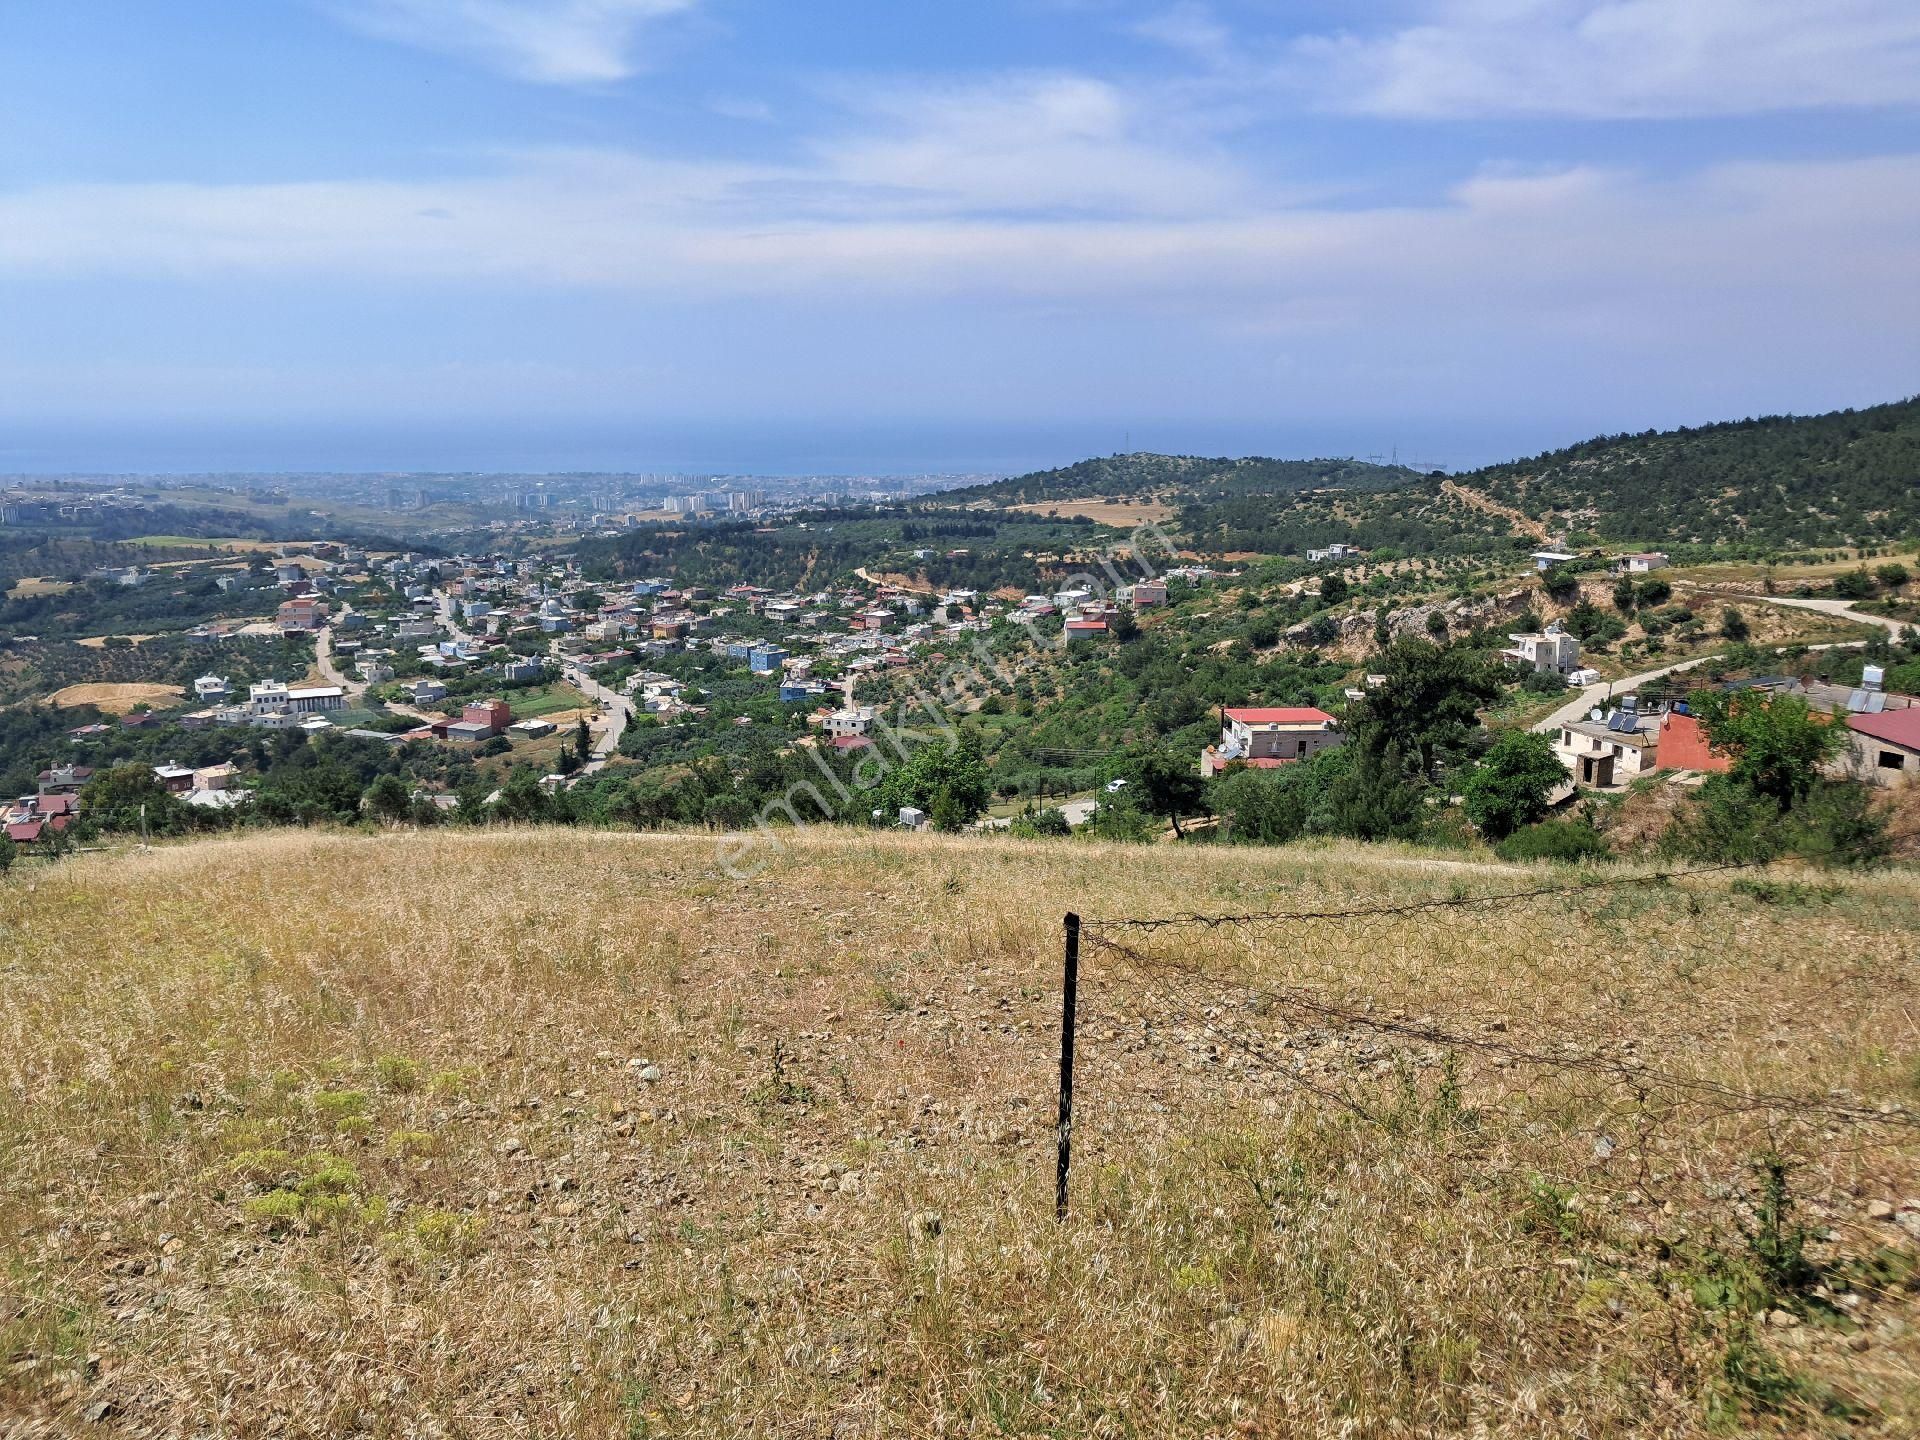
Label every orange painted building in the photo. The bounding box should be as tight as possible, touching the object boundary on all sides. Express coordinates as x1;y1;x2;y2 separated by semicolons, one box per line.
1656;711;1730;773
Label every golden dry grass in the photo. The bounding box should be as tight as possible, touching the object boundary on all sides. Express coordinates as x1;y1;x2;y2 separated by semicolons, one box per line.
69;636;159;652
4;578;72;599
44;681;183;712
1008;497;1176;526
4;829;1920;1437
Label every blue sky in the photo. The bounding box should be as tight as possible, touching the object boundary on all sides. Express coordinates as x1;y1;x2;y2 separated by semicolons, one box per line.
3;0;1919;473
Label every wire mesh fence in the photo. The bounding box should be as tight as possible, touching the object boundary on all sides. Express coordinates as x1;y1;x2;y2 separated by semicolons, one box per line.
1053;861;1919;1223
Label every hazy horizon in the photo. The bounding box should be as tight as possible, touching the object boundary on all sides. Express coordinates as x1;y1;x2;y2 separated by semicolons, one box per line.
4;3;1916;461
5;398;1896;481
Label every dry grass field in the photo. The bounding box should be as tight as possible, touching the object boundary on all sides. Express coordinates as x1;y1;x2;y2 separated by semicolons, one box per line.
1008;497;1176;526
5;829;1920;1437
43;682;183;713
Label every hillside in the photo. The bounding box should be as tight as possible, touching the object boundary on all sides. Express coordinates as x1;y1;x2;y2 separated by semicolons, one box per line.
944;454;1422;509
941;398;1920;556
1459;396;1920;547
6;829;1920;1435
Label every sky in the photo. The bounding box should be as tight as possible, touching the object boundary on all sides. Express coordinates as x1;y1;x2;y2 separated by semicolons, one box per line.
2;0;1918;474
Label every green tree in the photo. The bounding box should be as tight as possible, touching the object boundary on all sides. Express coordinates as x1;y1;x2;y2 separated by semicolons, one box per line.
1720;606;1750;642
1540;566;1579;602
876;733;991;827
493;767;549;824
1348;637;1501;781
1832;570;1876;600
80;764;193;837
1687;689;1843;806
0;835;15;874
1318;572;1349;607
1128;748;1208;838
1462;730;1566;840
574;717;592;762
1637;577;1672;606
1874;562;1910;590
364;772;411;822
1612;576;1638;613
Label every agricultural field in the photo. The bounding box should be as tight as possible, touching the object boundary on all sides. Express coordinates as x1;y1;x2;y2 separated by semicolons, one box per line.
1008;496;1176;526
5;828;1919;1437
506;681;593;721
44;682;186;713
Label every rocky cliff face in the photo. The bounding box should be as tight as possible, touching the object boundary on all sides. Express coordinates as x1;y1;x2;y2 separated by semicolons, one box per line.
1288;586;1539;658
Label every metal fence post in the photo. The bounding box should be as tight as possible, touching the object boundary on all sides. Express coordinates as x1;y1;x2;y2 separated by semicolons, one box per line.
1056;911;1080;1221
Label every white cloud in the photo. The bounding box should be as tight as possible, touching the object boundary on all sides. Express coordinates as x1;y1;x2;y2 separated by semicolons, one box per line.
1130;4;1234;67
2;147;1916;427
1;142;1914;349
807;74;1249;219
322;0;697;84
1289;0;1920;118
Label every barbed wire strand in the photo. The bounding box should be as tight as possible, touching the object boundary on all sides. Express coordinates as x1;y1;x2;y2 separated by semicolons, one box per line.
1083;929;1917;1133
1078;858;1764;933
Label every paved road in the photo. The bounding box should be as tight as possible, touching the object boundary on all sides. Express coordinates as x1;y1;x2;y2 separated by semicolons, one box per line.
554;648;630;772
313;605;367;701
1530;593;1898;735
436;591;476;645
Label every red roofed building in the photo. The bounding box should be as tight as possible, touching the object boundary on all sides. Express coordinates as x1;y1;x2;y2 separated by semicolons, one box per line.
1846;708;1920;786
1202;706;1344;777
4;791;78;844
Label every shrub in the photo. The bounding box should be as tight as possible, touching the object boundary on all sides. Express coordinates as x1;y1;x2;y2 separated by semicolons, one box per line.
1495;818;1611;864
1462;731;1566;840
1009;807;1071;838
373;1055;420;1093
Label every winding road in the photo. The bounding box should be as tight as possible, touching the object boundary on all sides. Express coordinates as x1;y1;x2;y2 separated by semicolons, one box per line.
1529;593;1907;735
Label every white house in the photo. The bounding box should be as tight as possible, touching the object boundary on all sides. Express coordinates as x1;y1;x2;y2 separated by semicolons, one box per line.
1554;705;1661;787
825;705;876;739
1531;551;1577;572
1617;552;1670;573
193;674;230;702
1201;706;1343;777
1502;622;1582;676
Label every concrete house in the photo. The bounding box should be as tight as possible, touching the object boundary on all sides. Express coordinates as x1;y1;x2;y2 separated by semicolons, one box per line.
1200;706;1343;777
1845;709;1920;786
1554;703;1661;787
1502;622;1582;676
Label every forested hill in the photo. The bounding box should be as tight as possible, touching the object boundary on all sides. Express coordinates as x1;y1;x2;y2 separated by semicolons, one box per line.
942;454;1421;507
1457;396;1920;546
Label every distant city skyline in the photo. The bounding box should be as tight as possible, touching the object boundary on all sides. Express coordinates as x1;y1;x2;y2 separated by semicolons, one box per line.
0;412;1704;480
3;2;1917;470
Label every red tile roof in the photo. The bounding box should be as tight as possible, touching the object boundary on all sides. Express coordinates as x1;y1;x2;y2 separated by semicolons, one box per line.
1223;707;1336;726
6;820;43;843
1848;709;1920;751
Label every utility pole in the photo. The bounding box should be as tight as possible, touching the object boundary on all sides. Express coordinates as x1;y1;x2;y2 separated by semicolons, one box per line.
1055;912;1081;1221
